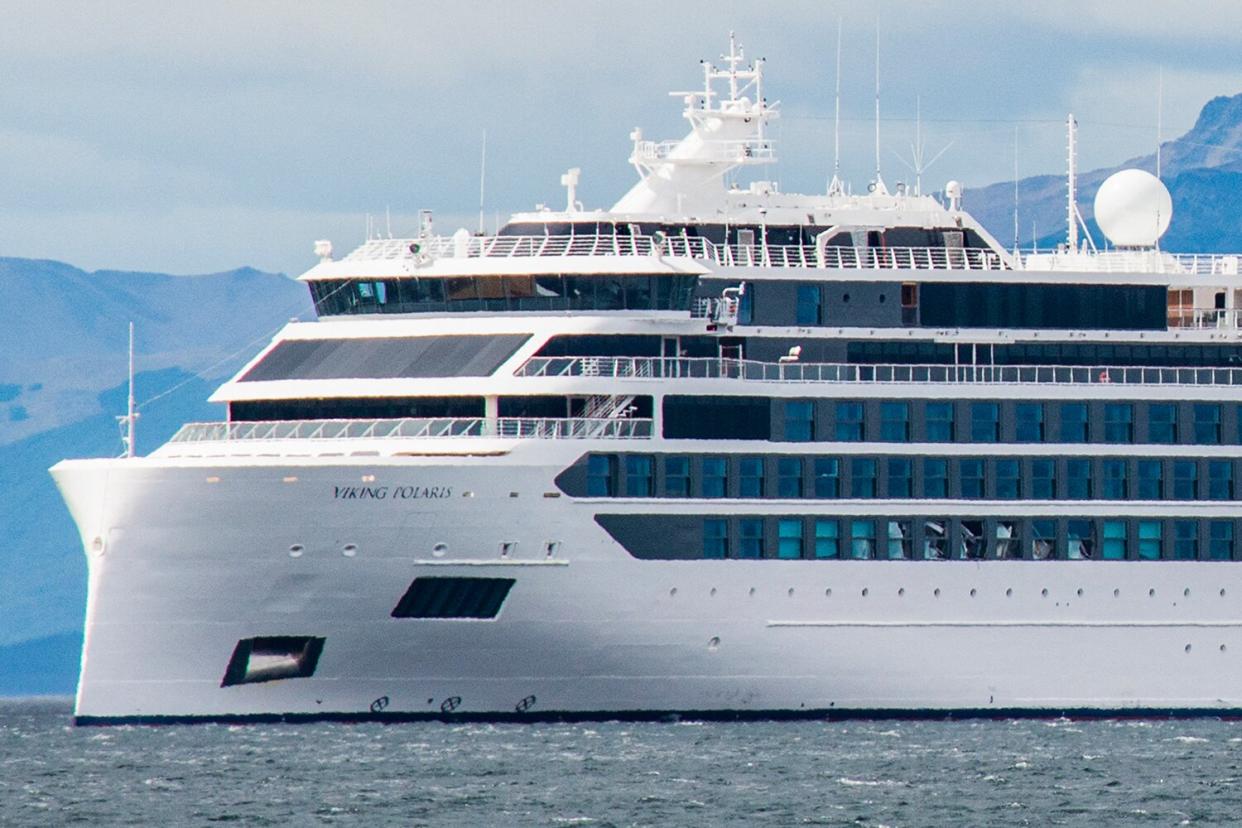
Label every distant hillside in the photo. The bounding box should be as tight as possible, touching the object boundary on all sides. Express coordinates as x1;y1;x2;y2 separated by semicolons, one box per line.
970;93;1242;252
0;260;311;445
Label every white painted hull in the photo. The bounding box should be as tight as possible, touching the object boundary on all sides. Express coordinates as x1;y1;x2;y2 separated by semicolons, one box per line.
52;445;1242;721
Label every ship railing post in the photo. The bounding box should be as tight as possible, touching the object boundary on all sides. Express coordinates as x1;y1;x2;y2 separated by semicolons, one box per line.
484;395;499;436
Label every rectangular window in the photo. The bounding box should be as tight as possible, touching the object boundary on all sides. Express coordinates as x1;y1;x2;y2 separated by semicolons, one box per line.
1210;521;1234;560
1173;460;1198;500
1209;460;1234;500
925;402;954;442
1015;403;1044;442
1066;519;1094;560
1031;458;1056;499
785;400;815;442
587;454;616;496
796;284;822;325
777;457;803;498
886;520;911;559
702;457;728;498
835;402;865;441
1031;519;1056;559
880;402;910;442
850;519;876;559
960;458;985;499
960;520;985;560
1173;520;1198;560
1060;402;1089;443
1137;459;1163;499
1194;403;1222;445
1103;403;1133;443
703;518;728;558
813;457;839;498
1149;403;1177;444
1101;520;1127;560
886;457;912;498
1101;459;1128;499
995;521;1019;559
1066;458;1092;500
924;520;948;560
777;518;803;559
738;518;764;558
970;402;1000;443
624;455;654;497
814;519;840;558
1138;520;1163;560
995;458;1020;499
664;456;690;497
739;457;765;498
851;457;877;498
923;458;948;498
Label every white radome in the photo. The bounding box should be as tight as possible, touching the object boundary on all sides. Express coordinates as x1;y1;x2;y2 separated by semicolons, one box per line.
1093;168;1172;247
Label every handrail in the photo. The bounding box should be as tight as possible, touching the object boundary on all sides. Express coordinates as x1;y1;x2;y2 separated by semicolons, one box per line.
340;233;1242;275
515;356;1242;387
169;417;653;444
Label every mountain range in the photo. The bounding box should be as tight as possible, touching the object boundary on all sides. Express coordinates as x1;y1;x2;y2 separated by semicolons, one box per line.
5;91;1242;696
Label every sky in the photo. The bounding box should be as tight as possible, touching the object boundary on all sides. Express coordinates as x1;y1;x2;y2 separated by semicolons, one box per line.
1;0;1240;277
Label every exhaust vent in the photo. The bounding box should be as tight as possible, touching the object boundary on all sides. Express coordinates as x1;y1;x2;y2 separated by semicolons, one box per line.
220;636;325;687
391;577;515;619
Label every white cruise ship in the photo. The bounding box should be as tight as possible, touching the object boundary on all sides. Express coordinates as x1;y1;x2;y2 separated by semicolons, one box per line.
52;39;1242;723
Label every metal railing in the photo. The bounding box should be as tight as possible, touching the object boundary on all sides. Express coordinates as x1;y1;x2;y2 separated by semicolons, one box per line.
342;233;1242;276
169;416;653;444
516;356;1242;387
1168;308;1242;329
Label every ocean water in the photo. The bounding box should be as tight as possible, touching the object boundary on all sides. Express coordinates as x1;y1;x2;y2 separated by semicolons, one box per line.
3;699;1241;826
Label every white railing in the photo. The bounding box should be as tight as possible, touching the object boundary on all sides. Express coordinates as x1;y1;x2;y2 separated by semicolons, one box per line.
632;138;776;165
169;417;653;444
516;356;1242;387
343;233;1242;276
1168;308;1242;330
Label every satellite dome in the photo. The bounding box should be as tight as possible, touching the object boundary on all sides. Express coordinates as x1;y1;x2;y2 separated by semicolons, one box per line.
1093;169;1172;248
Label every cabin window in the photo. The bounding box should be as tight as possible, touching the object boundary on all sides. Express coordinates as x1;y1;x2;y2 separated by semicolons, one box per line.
1104;404;1134;443
835;402;865;441
703;519;728;558
923;458;948;498
1138;521;1163;560
1101;459;1128;499
814;458;840;498
814;520;840;558
587;455;616;496
1209;460;1234;500
1060;403;1089;442
879;402;910;441
1167;288;1194;328
1173;460;1198;499
995;459;1020;499
1149;403;1177;443
851;458;877;498
970;403;1000;443
1031;520;1056;559
925;402;955;442
960;459;985;499
664;456;691;497
850;520;876;559
738;518;764;558
1066;520;1094;560
784;400;815;442
739;457;765;498
777;458;803;498
1066;459;1092;500
778;519;804;559
924;520;948;560
702;457;728;498
624;455;654;497
886;458;912;498
1194;404;1222;445
1137;459;1164;499
1031;459;1056;499
1015;403;1044;442
887;520;912;560
960;520;985;560
1210;521;1234;560
1174;520;1198;560
995;521;1019;559
796;285;822;325
1102;521;1127;560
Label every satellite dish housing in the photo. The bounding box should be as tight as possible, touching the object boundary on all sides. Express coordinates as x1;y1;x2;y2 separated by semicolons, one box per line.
1093;169;1172;248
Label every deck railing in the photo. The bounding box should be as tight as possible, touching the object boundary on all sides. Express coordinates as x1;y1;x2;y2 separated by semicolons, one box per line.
169;416;653;444
516;356;1242;387
342;233;1242;276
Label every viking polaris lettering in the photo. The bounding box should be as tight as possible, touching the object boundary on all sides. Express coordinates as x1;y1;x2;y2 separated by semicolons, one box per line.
50;36;1242;723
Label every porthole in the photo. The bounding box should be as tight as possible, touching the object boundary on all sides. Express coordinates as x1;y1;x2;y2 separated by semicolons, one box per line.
710;587;718;597
669;587;678;597
1149;588;1157;597
342;543;358;558
288;544;304;558
861;588;869;597
1185;644;1193;653
1076;588;1084;597
787;588;795;598
1040;588;1049;598
1005;588;1013;597
1113;588;1120;598
897;587;905;597
432;543;448;558
1184;588;1192;598
842;293;851;303
824;588;833;597
1222;644;1228;652
933;588;941;598
708;636;721;651
1222;589;1228;598
749;587;756;597
969;588;977;598
878;293;886;303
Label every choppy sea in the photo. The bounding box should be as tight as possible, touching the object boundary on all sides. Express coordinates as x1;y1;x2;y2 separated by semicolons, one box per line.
3;698;1242;826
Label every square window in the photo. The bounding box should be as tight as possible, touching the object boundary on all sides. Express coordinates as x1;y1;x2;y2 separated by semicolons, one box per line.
886;520;912;559
664;456;690;498
851;457;877;498
970;402;1000;443
1208;460;1234;500
924;519;948;560
796;284;822;326
1149;403;1177;444
702;457;728;498
1173;460;1198;500
960;520;985;560
850;520;876;559
1066;519;1094;560
814;519;840;558
1101;459;1127;499
777;518;803;559
960;458;985;499
813;458;840;498
880;402;909;442
587;454;616;497
738;518;764;558
703;519;728;558
1137;459;1163;499
1103;404;1133;443
923;458;948;498
886;457;912;498
1060;403;1089;442
1194;404;1222;445
835;402;865;441
1102;520;1127;560
785;400;815;442
1031;519;1056;559
1138;520;1163;560
1210;521;1234;561
926;402;955;442
1031;458;1056;499
1066;458;1092;500
1015;403;1044;442
777;457;803;498
624;455;654;497
995;459;1020;499
739;457;765;498
995;521;1019;559
1173;520;1198;560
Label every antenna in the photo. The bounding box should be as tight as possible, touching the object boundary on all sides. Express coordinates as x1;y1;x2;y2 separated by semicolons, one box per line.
1013;126;1020;253
828;18;844;195
1067;113;1078;250
1156;67;1164;179
893;96;952;196
478;129;487;234
121;321;137;459
872;24;887;195
385;205;392;239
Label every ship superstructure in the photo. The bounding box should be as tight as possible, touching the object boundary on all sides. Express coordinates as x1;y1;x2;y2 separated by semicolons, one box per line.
52;39;1242;722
